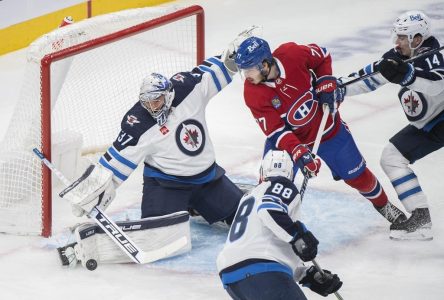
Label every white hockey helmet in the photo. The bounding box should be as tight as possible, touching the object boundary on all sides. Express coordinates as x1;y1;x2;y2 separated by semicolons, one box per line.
392;10;431;50
139;73;175;126
260;150;294;182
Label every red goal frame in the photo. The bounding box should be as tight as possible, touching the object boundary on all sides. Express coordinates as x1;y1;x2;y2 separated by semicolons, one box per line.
39;5;205;237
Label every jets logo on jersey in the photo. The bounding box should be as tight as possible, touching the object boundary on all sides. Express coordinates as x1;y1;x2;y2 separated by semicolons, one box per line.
398;88;427;121
172;73;185;83
126;115;140;127
175;119;206;156
286;91;318;128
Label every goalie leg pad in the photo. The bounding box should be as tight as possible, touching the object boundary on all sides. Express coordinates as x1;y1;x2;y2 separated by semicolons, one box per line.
73;211;191;266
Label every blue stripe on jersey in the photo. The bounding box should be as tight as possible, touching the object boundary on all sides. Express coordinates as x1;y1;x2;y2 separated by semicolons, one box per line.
399;186;422;201
99;157;128;181
392;173;417;187
108;147;137;170
423;111;444;132
262;194;283;203
198;65;222;91
360;181;381;198
268;127;288;148
220;262;292;286
207;57;232;84
257;202;287;213
362;64;377;91
143;165;216;184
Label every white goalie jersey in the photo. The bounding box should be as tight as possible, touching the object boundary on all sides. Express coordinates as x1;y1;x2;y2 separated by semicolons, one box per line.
216;176;303;277
97;55;234;186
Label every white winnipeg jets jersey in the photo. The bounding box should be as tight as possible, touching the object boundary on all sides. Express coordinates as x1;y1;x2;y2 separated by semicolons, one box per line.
216;176;303;275
98;56;234;186
343;36;444;130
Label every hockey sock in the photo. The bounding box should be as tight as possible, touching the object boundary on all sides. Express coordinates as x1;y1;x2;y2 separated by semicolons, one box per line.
345;168;388;207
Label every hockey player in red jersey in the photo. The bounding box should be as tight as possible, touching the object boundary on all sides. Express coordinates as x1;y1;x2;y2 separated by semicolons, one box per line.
234;36;406;229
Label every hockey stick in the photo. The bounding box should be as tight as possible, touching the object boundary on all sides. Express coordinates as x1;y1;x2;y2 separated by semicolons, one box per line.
312;259;344;300
341;45;444;87
297;103;329;202
234;104;329;196
32;148;187;265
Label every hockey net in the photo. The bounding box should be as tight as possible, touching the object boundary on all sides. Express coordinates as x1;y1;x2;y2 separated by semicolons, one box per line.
0;5;204;236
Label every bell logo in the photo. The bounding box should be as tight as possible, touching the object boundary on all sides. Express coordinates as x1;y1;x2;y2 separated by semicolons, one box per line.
410;14;423;21
247;40;260;53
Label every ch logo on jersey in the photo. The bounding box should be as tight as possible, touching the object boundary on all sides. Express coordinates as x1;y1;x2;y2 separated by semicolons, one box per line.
286;91;318;128
175;119;205;156
398;88;427;121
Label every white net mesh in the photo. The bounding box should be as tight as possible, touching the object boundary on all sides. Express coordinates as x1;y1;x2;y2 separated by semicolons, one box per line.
0;6;201;235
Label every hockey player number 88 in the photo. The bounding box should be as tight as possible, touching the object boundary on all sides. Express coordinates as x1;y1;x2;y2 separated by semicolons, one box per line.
271;183;293;199
229;197;254;242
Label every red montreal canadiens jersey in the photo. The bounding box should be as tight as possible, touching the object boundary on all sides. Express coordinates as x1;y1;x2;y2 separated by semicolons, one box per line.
243;42;340;154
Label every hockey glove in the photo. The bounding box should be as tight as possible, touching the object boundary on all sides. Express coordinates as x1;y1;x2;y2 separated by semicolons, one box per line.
222;46;238;75
315;75;345;115
292;144;321;178
59;164;116;217
299;266;343;297
291;221;319;262
379;57;416;86
222;25;261;75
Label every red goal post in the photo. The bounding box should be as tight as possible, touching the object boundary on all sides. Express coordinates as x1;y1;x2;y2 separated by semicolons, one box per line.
0;5;204;237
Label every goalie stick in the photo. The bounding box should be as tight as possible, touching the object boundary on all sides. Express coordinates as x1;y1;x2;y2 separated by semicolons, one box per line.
341;45;444;87
32;148;187;266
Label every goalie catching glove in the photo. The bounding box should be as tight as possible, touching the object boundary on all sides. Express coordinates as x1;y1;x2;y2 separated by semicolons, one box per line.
59;164;116;217
222;25;261;74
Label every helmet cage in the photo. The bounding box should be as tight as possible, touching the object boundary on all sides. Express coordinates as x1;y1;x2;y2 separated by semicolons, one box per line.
139;73;174;126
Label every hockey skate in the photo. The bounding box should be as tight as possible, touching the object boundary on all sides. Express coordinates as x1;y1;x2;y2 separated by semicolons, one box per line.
389;208;432;241
374;201;407;224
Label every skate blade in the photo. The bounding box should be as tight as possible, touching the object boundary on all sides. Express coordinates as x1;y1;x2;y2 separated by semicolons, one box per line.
390;227;433;241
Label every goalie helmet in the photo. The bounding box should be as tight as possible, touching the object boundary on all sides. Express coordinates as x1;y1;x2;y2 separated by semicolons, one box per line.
392;10;431;49
235;37;273;72
260;150;294;182
139;73;175;126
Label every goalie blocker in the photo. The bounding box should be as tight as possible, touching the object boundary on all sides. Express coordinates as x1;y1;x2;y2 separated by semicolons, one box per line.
58;211;191;270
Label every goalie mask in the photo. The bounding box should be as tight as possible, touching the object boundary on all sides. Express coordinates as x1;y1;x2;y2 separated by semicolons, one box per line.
260;150;294;182
139;73;175;126
392;10;431;51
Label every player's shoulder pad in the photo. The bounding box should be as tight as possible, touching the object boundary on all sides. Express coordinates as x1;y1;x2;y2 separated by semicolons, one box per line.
113;101;156;150
120;101;156;136
265;176;299;205
169;71;202;107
